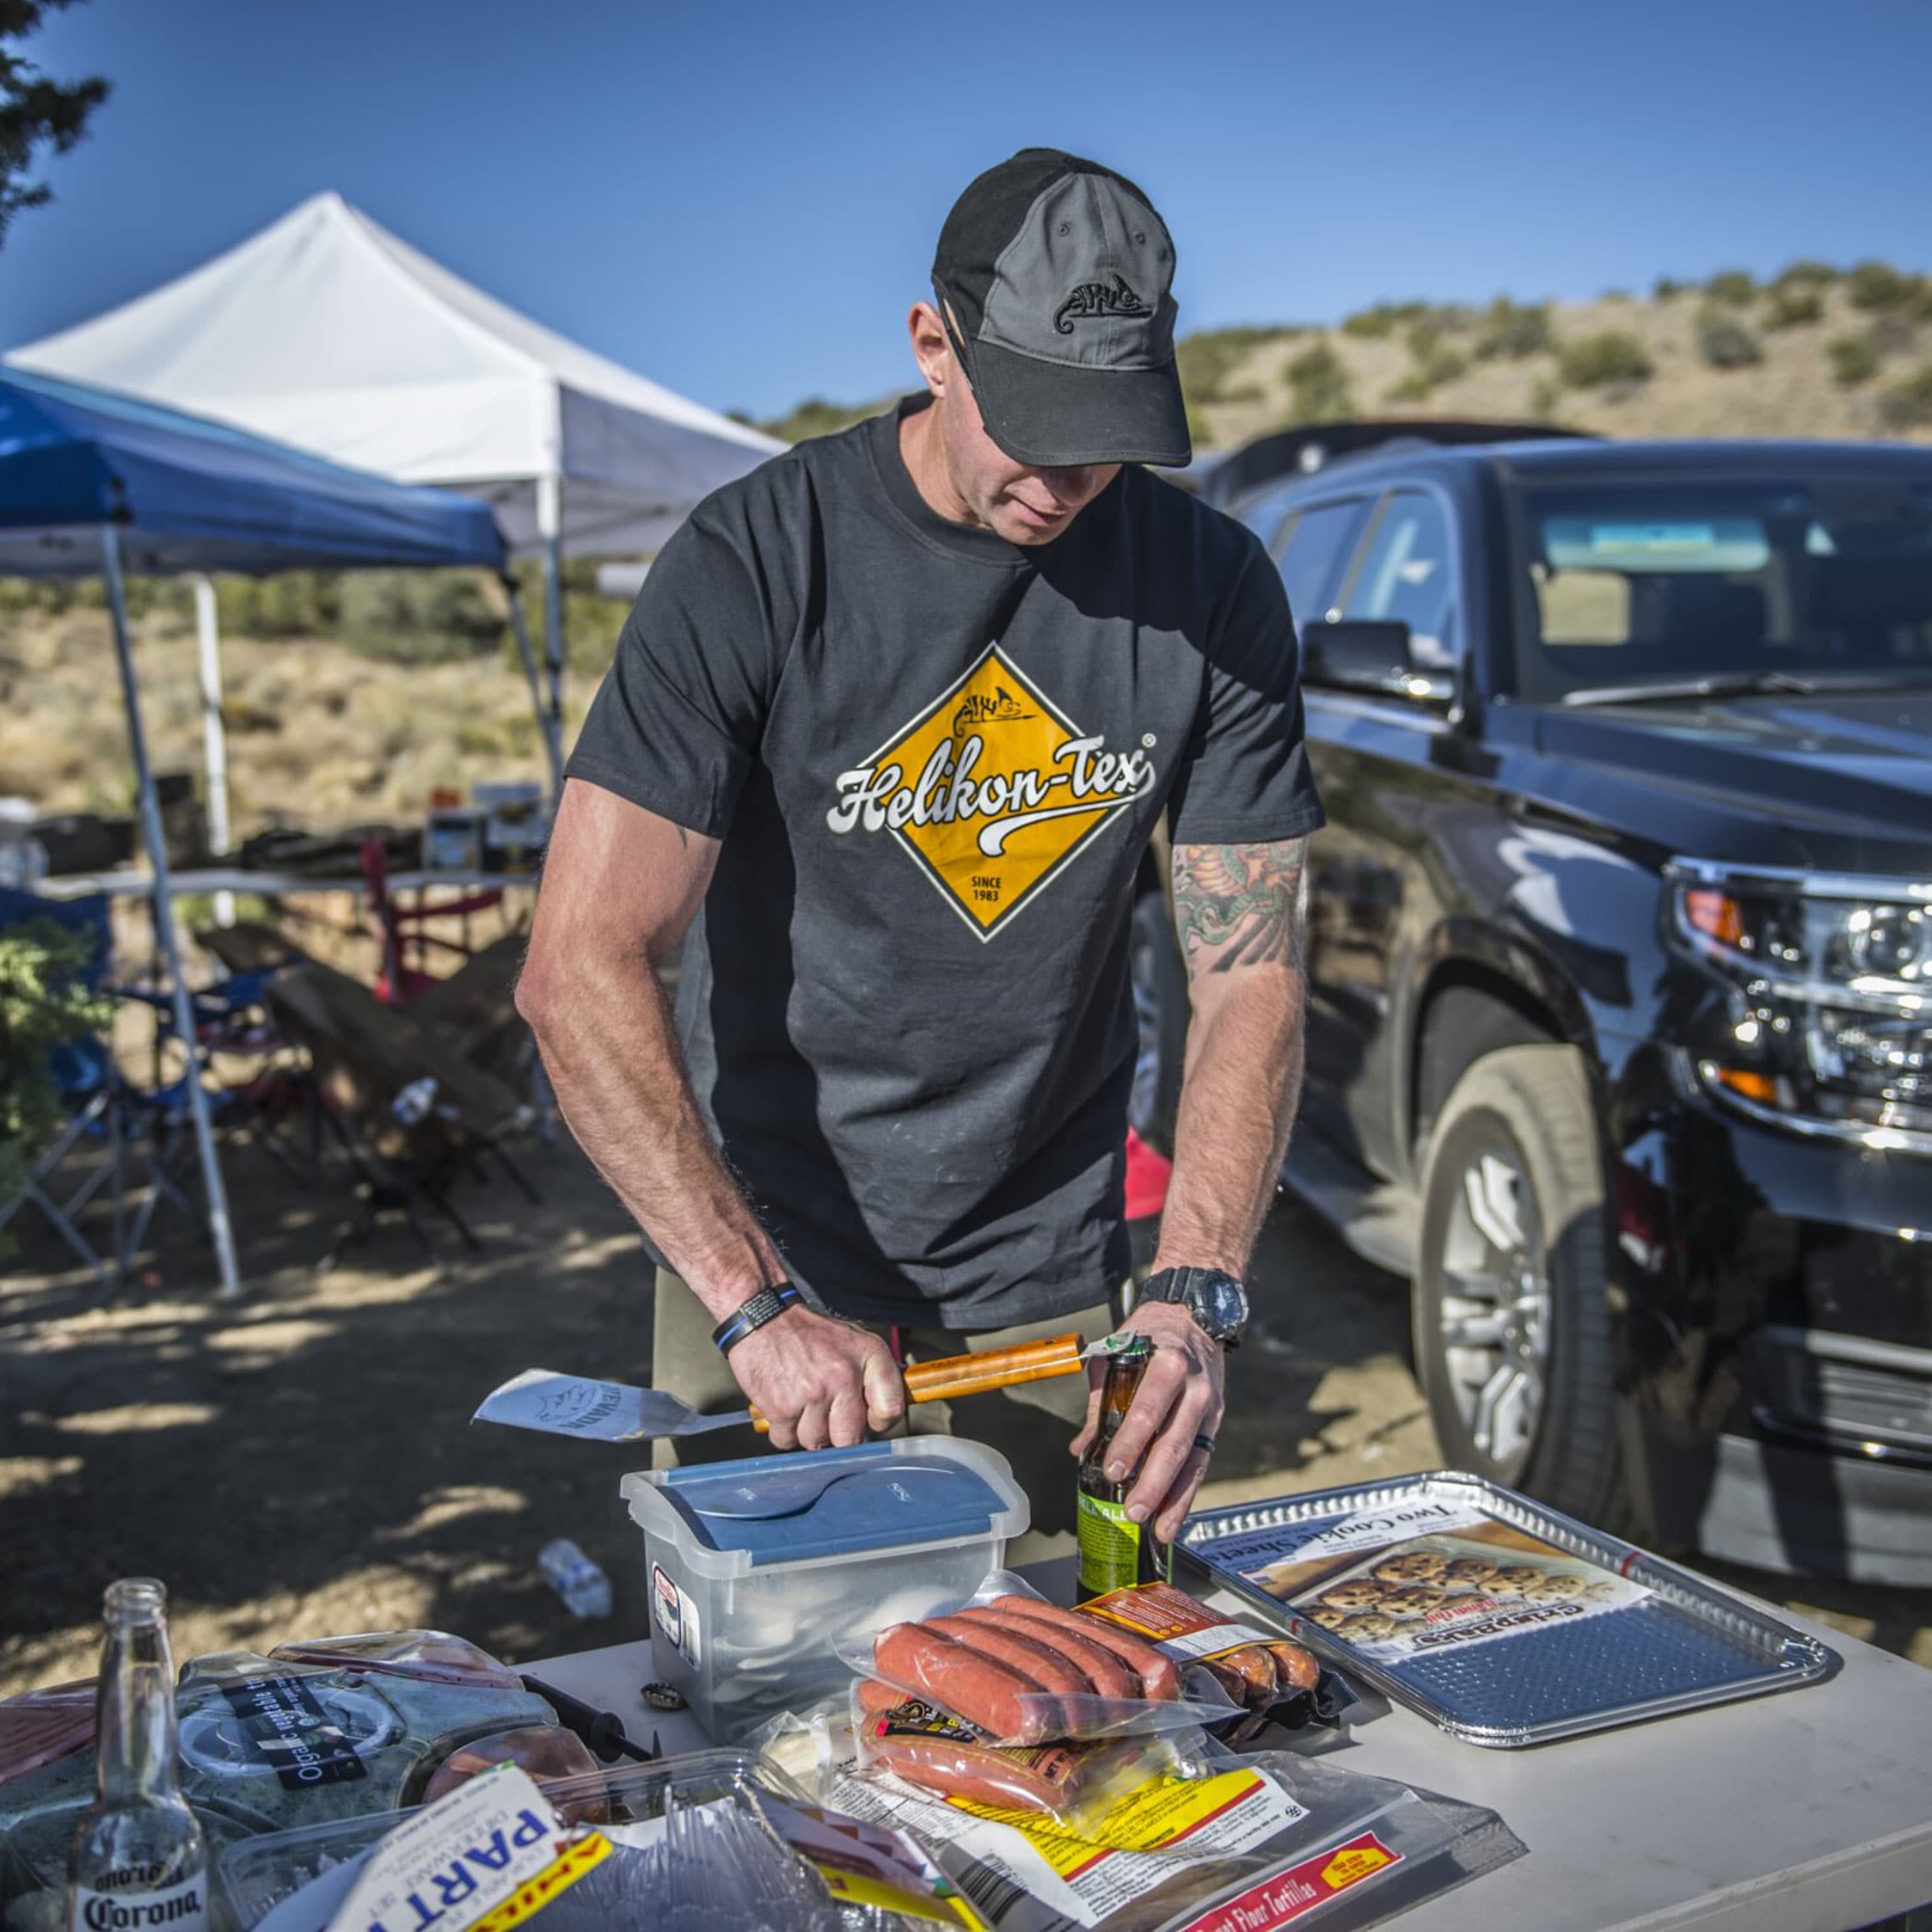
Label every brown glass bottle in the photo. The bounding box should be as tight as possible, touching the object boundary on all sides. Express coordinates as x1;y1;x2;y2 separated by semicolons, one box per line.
1076;1337;1169;1598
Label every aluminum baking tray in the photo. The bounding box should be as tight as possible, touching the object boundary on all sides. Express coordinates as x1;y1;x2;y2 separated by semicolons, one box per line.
1173;1471;1837;1748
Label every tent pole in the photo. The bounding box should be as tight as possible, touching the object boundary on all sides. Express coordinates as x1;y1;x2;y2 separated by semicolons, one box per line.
504;580;563;801
193;575;235;927
537;472;566;757
103;531;243;1302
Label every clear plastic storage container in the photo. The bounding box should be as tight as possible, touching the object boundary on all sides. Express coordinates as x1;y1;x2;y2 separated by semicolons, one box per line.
621;1438;1027;1743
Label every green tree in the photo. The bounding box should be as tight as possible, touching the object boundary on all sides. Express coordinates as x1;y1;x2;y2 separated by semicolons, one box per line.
1281;341;1355;423
1702;269;1757;307
0;0;109;248
0;919;111;1258
1472;297;1551;360
1696;310;1763;370
1557;331;1653;389
1828;334;1880;388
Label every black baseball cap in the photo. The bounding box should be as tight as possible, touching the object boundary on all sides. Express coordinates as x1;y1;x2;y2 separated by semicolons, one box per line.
932;149;1189;469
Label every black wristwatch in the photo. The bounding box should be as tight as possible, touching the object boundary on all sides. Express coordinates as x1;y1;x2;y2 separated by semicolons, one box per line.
1137;1267;1249;1349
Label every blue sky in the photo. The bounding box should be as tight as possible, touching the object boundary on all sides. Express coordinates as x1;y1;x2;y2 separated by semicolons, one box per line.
5;0;1930;420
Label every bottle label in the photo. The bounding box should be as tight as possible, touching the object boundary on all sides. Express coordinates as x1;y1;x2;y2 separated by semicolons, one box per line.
70;1874;208;1932
1078;1492;1143;1597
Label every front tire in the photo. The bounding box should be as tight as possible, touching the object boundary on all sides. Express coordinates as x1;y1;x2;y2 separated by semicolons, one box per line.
1413;1044;1619;1524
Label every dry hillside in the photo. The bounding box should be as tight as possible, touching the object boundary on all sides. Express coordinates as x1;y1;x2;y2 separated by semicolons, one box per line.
7;266;1931;845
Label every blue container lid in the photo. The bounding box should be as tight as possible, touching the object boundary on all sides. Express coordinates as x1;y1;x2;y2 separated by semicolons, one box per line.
641;1440;1018;1568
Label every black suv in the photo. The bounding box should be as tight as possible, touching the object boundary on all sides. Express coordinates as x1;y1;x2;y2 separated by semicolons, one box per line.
1133;423;1932;1585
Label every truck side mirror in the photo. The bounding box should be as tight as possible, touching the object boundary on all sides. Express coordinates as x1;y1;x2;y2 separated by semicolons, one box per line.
1301;620;1453;703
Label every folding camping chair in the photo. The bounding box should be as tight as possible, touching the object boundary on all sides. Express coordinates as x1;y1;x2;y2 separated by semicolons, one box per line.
263;960;537;1273
361;837;506;1008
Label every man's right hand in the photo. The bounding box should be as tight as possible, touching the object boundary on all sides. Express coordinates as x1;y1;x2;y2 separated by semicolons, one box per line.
725;1306;905;1451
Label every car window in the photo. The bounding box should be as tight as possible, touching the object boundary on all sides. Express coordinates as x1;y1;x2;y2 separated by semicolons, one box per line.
1277;500;1368;625
1236;480;1306;556
1340;490;1457;665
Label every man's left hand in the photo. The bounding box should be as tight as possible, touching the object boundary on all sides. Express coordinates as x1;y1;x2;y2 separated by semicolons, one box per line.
1069;1300;1225;1544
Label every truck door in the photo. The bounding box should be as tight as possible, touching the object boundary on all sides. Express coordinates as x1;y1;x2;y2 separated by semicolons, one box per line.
1298;487;1465;1181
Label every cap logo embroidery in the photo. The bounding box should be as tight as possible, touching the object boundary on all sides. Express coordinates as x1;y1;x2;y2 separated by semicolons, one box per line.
1053;273;1150;335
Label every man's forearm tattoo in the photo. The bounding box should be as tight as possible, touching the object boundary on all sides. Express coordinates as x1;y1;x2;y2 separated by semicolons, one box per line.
1169;838;1309;975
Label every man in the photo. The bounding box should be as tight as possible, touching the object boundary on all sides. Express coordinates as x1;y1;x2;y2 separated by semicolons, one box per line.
517;149;1321;1545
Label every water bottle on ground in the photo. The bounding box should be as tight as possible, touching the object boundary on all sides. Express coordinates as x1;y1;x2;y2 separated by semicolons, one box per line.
538;1538;613;1618
68;1577;210;1932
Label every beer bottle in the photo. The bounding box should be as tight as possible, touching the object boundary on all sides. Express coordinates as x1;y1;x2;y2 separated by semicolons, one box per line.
68;1579;208;1932
1077;1336;1170;1598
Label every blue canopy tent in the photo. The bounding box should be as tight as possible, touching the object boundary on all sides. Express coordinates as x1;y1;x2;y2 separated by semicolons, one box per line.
0;367;536;1297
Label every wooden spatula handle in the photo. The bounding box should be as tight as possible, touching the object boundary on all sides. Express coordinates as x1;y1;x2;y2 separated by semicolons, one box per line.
746;1331;1086;1435
904;1331;1087;1404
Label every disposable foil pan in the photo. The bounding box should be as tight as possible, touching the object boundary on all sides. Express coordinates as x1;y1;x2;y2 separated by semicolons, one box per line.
1174;1471;1836;1748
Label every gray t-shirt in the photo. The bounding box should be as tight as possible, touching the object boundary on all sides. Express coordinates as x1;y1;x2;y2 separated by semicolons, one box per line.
567;399;1322;1328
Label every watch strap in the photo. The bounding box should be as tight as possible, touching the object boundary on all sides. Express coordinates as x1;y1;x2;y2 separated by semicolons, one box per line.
711;1282;803;1355
1139;1266;1247;1348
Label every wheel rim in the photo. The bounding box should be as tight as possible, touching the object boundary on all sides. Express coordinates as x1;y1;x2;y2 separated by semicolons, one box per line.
1437;1142;1551;1477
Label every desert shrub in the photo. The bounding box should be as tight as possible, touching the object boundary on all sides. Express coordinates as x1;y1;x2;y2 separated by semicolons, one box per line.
1340;303;1414;340
1282;341;1355;423
1763;284;1825;330
1653;276;1685;299
1175;325;1297;407
1696;310;1763;369
1876;365;1932;431
0;922;113;1259
1528;377;1563;423
1557;331;1653;388
1473;297;1552;360
1865;313;1919;358
1387;324;1468;402
1773;259;1838;290
758;396;889;443
1828;334;1880;387
1702;269;1757;307
1845;261;1920;313
217;573;340;639
339;570;504;664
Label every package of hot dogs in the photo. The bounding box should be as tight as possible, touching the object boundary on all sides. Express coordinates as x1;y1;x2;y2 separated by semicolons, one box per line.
837;1573;1245;1746
850;1682;1188;1820
1076;1581;1353;1741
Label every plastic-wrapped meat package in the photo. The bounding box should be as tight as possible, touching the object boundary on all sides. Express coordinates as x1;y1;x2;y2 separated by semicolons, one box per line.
824;1727;1524;1931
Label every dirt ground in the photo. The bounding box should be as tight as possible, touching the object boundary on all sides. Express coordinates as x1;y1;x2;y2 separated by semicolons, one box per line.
3;1135;1928;1697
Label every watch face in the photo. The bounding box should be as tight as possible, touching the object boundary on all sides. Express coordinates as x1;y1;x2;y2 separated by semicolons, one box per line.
1199;1274;1248;1334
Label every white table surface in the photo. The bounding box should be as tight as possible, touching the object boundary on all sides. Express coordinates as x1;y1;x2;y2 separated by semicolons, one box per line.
524;1555;1932;1932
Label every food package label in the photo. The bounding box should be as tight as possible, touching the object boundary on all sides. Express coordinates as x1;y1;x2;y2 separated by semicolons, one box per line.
1078;1584;1291;1666
756;1793;985;1929
324;1764;610;1932
831;1763;1307;1929
650;1566;699;1670
218;1675;370;1790
1166;1831;1401;1932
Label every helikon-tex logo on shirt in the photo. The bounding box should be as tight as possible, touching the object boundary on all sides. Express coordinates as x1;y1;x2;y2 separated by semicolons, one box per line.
826;642;1156;939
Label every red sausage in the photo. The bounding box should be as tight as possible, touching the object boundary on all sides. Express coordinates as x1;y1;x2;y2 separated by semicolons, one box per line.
993;1597;1183;1701
872;1624;1052;1743
977;1610;1138;1702
1267;1641;1322;1694
929;1615;1091;1722
1211;1644;1280;1705
862;1734;1089;1813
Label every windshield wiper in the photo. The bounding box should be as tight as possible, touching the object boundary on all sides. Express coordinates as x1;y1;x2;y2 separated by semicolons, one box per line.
1560;670;1923;708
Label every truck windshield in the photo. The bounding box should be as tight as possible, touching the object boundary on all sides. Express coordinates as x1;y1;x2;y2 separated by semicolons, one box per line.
1507;475;1932;702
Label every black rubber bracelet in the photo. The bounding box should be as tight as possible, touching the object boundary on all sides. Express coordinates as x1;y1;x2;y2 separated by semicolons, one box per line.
711;1283;802;1356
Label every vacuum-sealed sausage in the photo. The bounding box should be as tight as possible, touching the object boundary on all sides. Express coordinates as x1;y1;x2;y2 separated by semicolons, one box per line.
871;1623;1052;1743
988;1598;1176;1700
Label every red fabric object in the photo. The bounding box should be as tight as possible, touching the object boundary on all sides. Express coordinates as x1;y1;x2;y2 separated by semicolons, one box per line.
1124;1127;1172;1223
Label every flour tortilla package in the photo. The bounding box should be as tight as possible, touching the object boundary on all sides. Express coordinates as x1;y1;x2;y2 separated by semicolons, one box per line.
825;1729;1524;1932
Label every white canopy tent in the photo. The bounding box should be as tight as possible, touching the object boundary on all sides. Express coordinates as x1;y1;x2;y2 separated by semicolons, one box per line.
8;191;782;773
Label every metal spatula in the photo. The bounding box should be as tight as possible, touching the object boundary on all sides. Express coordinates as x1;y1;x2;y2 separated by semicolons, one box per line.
473;1330;1089;1444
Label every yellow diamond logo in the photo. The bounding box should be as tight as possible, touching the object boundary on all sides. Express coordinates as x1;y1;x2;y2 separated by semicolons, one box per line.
825;644;1153;940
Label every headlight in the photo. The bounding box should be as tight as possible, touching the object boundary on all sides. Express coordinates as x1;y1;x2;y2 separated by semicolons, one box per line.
1667;861;1932;1149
